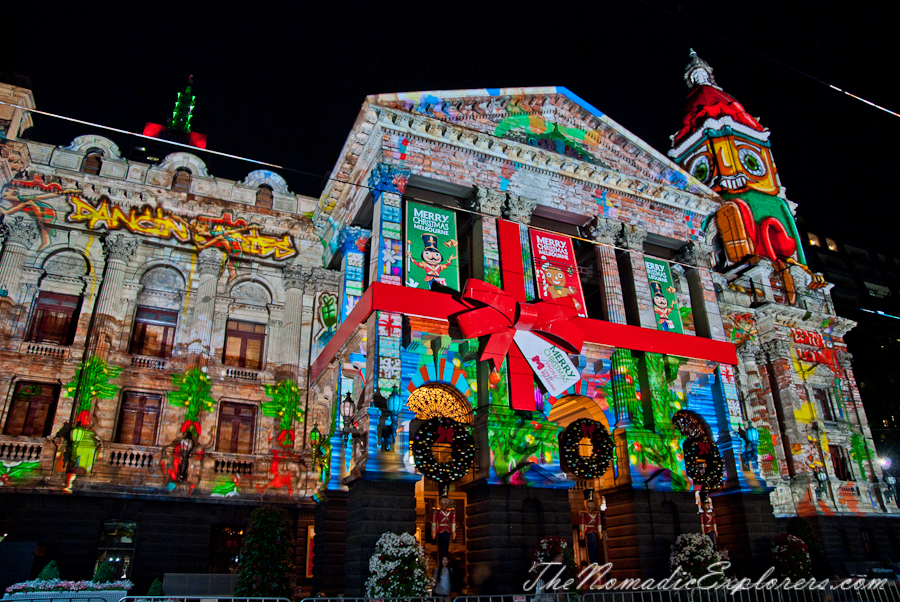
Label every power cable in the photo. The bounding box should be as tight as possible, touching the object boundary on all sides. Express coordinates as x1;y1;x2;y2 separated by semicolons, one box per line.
634;0;900;119
2;99;894;316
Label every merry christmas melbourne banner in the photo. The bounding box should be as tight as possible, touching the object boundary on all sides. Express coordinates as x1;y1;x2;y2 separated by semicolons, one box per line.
644;257;684;334
405;200;460;291
529;229;588;317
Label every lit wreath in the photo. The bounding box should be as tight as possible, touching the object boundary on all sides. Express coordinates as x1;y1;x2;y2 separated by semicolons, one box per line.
412;417;475;483
559;418;615;478
672;410;724;489
683;437;725;488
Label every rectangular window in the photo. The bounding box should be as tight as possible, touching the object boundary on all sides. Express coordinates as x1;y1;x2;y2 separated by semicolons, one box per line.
26;292;80;344
830;445;854;481
223;320;266;370
217;402;257;454
115;392;161;446
3;382;59;437
130;307;178;357
813;388;835;421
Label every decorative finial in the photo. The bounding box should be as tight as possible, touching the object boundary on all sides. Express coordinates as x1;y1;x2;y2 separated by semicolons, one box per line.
684;49;719;90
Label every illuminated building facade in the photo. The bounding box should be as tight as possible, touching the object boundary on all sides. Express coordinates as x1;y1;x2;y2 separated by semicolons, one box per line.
0;52;896;593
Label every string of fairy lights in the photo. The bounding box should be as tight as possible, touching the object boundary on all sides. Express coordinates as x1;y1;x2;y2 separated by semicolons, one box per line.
0;99;891;315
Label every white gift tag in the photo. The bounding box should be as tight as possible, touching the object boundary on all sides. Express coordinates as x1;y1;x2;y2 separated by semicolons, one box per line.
513;330;581;398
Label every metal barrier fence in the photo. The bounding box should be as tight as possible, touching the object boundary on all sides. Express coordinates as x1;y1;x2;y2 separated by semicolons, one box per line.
120;595;292;602
453;595;581;602
299;598;443;602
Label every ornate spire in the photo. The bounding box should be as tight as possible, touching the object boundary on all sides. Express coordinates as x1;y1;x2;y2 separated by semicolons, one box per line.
168;75;196;133
684;49;719;90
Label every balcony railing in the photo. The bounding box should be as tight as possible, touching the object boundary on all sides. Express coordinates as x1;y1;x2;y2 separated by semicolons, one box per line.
0;437;45;462
20;342;69;359
207;452;256;475
131;355;170;370
105;444;157;470
223;367;260;381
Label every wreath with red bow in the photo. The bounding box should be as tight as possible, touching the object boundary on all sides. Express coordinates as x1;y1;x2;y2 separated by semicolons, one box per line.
412;417;475;483
559;418;615;478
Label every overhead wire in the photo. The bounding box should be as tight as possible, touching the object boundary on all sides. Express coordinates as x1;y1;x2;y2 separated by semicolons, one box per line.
634;0;900;120
1;99;893;318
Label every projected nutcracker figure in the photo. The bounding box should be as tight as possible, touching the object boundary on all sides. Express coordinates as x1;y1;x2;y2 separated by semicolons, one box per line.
697;490;718;547
580;489;606;564
431;486;457;561
408;233;457;287
650;281;676;332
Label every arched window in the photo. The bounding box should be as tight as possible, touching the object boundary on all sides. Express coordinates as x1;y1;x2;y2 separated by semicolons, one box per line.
407;383;472;424
172;168;192;192
256;185;274;209
82;152;103;175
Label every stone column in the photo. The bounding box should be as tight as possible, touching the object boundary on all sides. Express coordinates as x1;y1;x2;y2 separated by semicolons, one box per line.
311;489;348;596
0;216;39;334
88;233;138;359
587;216;627;324
616;225;656;328
745;263;776;304
278;265;311;381
678;241;726;340
186;248;225;367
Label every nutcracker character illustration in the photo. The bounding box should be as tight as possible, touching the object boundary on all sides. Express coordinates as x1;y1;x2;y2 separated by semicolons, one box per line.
408;234;457;287
696;490;718;546
431;491;457;560
651;281;675;332
580;489;606;564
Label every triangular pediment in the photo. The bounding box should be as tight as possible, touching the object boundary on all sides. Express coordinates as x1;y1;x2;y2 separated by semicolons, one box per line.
368;86;714;197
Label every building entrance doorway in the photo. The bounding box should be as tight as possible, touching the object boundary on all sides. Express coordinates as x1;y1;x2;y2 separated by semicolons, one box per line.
549;394;617;569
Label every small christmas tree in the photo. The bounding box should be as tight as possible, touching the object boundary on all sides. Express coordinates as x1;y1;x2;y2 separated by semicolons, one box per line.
234;507;295;598
147;578;164;596
365;532;431;598
92;561;118;584
37;560;60;580
669;533;726;581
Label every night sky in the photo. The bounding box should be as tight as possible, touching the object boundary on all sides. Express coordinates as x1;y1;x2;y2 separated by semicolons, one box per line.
6;2;898;247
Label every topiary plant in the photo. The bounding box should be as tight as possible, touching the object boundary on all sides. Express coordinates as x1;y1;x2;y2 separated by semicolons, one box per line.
147;578;164;596
365;532;431;597
669;533;727;581
786;517;829;577
37;560;60;580
234;507;295;598
772;533;812;580
92;561;119;584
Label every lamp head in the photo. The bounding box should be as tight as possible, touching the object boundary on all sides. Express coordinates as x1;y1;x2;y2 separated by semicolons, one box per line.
340;391;354;420
310;424;321;446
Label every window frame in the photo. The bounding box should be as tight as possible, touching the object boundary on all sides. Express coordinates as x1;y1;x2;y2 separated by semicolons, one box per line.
812;387;837;422
829;444;854;481
172;168;192;192
222;319;266;370
216;401;258;454
81;153;103;175
26;291;81;345
256;185;274;209
129;306;178;358
115;391;162;446
2;381;60;437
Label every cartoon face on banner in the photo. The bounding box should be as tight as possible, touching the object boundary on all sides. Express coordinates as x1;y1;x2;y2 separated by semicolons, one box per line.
680;133;778;195
644;258;684;334
529;230;587;316
405;201;459;290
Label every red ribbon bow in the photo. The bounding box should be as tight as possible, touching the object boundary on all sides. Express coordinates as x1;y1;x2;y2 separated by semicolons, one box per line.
697;440;712;455
277;429;295;447
457;278;584;410
435;425;455;444
581;422;596;438
181;420;202;437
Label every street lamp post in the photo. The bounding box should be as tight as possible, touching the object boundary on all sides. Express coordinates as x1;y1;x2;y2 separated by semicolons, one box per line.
381;386;402;452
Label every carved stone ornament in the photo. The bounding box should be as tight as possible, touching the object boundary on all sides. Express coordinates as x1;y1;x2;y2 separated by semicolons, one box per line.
761;338;791;361
1;215;40;248
617;224;648;251
43;252;88;277
675;240;712;267
103;233;138;265
283;264;313;292
231;281;270;306
837;350;853;369
503;194;537;224
585;216;623;245
310;267;342;293
197;248;225;278
737;342;760;365
470;186;504;217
